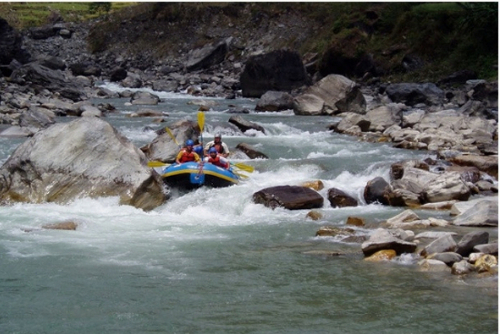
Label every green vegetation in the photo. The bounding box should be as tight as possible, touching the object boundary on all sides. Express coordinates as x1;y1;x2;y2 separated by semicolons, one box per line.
0;2;497;82
0;2;135;29
313;2;498;81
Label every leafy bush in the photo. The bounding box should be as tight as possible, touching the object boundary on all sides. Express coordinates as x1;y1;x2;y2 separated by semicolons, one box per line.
88;2;111;15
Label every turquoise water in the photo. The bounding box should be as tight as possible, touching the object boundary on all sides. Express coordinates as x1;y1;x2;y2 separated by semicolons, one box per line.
0;88;497;333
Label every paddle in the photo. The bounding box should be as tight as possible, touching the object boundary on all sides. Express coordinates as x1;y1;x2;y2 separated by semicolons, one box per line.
197;112;206;173
165;127;180;147
197;112;205;147
147;161;170;168
233;171;249;179
232;162;254;173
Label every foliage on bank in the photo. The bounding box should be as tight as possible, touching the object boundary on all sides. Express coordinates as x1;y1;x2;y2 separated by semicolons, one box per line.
1;2;497;82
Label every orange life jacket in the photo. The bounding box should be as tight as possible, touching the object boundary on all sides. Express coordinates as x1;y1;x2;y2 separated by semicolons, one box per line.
208;155;229;169
179;150;197;163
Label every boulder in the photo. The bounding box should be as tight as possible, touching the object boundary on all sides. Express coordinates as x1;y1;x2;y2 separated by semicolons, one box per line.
19;109;55;130
10;62;83;101
142;119;200;163
228;115;266;134
456;231;489;256
418;259;450;272
333;112;370;133
385;83;445;106
327;187;357;208
451;260;475;275
474;254;498;273
235;143;268;159
252;185;324;210
186;38;229;72
292;93;326;116
448;154;498;179
361;228;417;256
391;167;472;204
363;176;392;205
383;209;419;227
453;200;498;227
68;61;101;77
421;172;471;203
298;74;366;114
365;104;403;132
109;66;128;82
315;226;355;237
364;249;397;262
37;55;66;71
240;49;311;98
301;180;324;191
427;252;463;266
255;91;294;112
420;234;457;257
130;91;160;105
0;117;167;210
473;243;498;255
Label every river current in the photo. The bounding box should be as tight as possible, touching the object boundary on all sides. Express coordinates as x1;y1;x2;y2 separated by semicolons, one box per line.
0;84;497;333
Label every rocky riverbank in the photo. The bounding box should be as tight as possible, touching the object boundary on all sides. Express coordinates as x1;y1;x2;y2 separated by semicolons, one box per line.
0;14;497;281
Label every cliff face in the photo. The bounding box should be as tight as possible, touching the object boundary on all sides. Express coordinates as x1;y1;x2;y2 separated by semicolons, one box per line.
86;2;498;83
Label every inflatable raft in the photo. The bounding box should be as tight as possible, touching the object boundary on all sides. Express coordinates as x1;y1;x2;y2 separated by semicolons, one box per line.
161;162;240;189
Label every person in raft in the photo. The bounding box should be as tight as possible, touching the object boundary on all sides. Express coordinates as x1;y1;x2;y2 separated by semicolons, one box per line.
204;147;230;169
175;139;202;164
193;144;204;157
204;133;230;158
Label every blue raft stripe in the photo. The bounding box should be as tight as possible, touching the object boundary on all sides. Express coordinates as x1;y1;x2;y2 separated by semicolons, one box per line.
161;162;239;185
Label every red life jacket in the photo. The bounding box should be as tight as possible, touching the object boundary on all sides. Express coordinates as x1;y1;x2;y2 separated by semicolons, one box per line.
208;155;229;169
179;150;197;163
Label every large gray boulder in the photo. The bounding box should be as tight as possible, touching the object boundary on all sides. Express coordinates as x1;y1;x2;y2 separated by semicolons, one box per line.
453;200;498;227
0;117;167;210
295;74;366;115
10;62;83;101
255;91;294;112
142;119;200;163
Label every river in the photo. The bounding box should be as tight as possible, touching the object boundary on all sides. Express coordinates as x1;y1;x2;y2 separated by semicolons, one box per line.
0;85;497;333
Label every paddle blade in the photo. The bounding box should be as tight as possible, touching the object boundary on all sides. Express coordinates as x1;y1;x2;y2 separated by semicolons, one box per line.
233;162;254;173
197;111;205;132
147;161;170;168
233;171;249;179
165;127;179;146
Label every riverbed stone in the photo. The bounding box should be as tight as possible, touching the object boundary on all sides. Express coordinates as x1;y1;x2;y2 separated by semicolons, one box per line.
253;185;324;210
361;228;417;256
473;243;498;255
456;231;489;256
327;187;358;208
420;234;457;257
474;254;498;273
364;249;397;262
453;200;498;227
417;259;450;272
451;260;476;275
427;252;463;266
